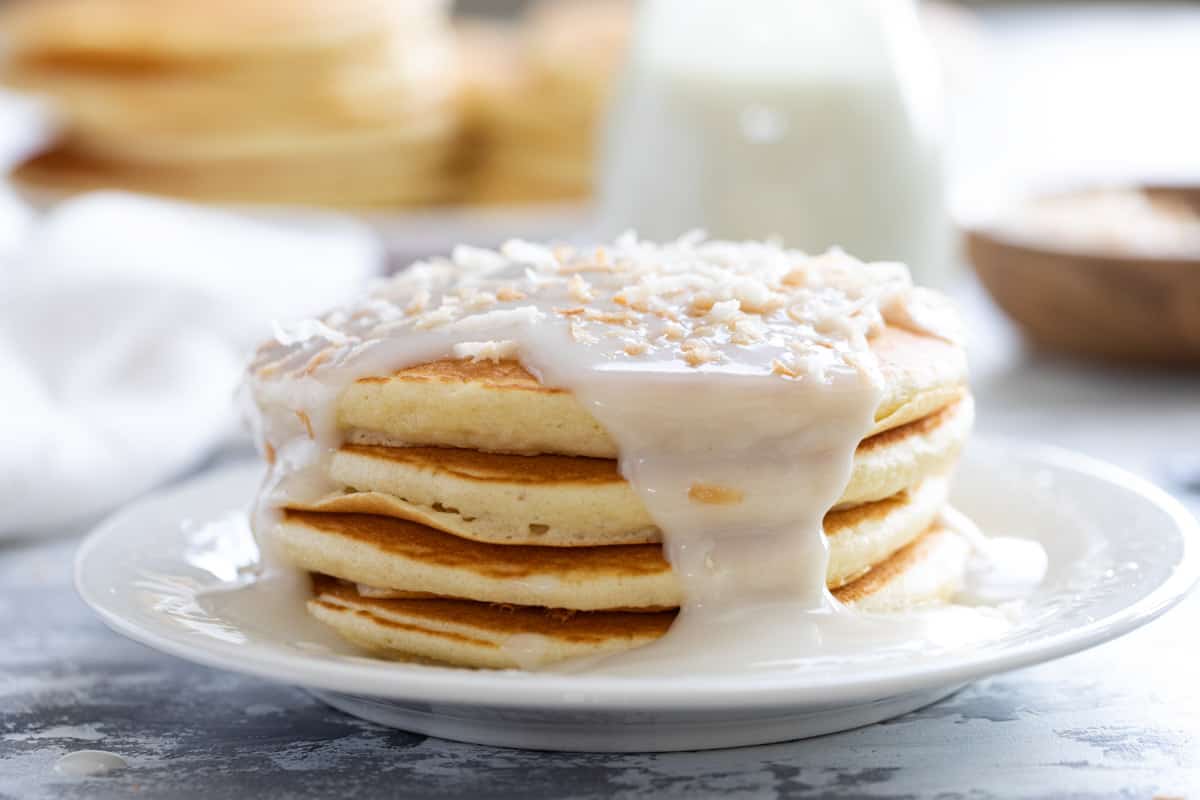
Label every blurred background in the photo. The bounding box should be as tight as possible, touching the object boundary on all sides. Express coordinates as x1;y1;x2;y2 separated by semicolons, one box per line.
0;0;1196;539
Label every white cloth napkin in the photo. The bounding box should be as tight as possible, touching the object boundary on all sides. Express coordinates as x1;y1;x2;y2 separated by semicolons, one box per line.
0;192;383;538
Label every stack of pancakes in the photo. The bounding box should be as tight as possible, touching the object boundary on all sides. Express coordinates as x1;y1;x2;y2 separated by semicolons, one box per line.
2;0;461;208
270;327;974;669
459;0;630;206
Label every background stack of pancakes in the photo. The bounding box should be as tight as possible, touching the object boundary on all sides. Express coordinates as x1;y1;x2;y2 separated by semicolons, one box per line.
268;327;975;670
1;0;971;212
2;0;462;207
459;0;631;206
0;0;629;210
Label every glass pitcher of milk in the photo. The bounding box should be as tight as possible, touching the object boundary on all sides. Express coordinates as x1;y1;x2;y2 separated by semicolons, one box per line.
597;0;951;285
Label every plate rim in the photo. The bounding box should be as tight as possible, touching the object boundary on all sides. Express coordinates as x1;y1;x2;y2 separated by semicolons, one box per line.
74;437;1200;711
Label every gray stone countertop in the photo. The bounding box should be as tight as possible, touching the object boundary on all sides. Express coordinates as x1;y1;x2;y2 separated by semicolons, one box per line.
2;284;1199;800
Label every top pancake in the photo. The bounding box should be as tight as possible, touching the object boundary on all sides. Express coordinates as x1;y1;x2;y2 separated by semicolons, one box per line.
339;325;968;458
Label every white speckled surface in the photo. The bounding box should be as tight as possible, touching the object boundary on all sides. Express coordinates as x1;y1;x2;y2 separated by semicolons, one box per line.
2;281;1197;800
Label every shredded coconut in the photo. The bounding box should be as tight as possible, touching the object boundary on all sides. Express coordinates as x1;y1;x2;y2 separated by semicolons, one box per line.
452;340;520;362
250;233;945;382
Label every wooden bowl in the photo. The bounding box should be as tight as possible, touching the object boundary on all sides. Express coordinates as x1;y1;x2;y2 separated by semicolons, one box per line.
965;186;1200;365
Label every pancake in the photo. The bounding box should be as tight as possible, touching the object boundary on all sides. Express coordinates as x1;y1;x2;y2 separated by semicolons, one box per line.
4;29;459;166
468;173;592;206
517;0;629;134
832;525;970;612
338;326;968;459
23;78;459;165
2;39;453;129
306;525;969;669
457;0;628;206
524;0;630;90
14;144;460;208
454;20;522;121
274;476;948;611
65;110;458;165
2;0;462;209
0;0;447;65
308;573;675;670
475;151;592;191
301;396;971;546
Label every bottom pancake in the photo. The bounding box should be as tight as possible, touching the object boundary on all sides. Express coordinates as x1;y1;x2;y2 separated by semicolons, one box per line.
310;574;675;670
307;525;970;670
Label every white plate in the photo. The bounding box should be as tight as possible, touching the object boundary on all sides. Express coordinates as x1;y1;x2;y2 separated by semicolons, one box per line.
75;438;1199;752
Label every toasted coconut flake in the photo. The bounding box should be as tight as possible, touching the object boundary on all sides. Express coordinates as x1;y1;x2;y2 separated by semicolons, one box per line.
302;348;331;376
781;267;809;287
461;289;499;311
688;482;745;505
771;359;803;379
585;309;637;326
706;299;742;323
452;340;520;363
569;319;598;344
732;279;772;312
662;321;687;341
294;410;315;440
688;294;716;316
404;289;431;315
567;274;595;303
730;317;767;345
680;339;721;366
414;304;459;330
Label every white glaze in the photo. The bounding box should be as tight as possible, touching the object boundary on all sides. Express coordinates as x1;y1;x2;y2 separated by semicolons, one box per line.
241;234;1034;674
53;750;127;778
941;506;1049;607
